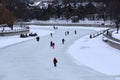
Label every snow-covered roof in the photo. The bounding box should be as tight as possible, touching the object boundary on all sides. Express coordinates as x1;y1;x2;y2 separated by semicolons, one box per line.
29;1;41;6
30;0;54;3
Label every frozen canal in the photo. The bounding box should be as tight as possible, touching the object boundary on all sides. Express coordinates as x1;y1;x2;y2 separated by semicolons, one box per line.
0;27;115;80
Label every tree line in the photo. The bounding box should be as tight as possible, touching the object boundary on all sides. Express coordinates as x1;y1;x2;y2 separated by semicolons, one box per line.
0;0;120;24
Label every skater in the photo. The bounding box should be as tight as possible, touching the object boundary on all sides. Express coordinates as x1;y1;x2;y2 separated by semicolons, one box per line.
50;41;53;47
89;34;92;38
50;33;53;37
53;25;55;29
62;38;65;44
53;57;58;67
67;31;69;35
74;30;77;35
52;43;55;49
65;31;67;36
36;36;40;42
106;30;109;35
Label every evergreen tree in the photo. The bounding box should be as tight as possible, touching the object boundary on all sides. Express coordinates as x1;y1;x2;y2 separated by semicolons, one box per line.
85;2;96;15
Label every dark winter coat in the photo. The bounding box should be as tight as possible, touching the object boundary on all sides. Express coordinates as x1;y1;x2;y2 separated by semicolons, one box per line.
53;58;57;64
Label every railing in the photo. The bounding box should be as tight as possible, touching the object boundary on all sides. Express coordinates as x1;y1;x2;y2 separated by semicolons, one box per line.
89;29;109;39
0;28;29;33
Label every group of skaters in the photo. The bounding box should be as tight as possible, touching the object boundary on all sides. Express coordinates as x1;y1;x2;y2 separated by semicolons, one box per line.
51;29;77;67
35;26;77;67
50;38;65;49
65;30;77;36
53;26;58;30
50;40;58;67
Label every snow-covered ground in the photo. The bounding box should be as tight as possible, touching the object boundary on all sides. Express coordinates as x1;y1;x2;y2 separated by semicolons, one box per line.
68;34;120;76
0;25;120;80
66;27;120;76
112;30;120;40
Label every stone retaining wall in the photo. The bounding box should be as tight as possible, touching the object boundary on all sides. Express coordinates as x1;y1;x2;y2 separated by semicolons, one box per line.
0;30;29;36
103;33;120;50
107;40;120;50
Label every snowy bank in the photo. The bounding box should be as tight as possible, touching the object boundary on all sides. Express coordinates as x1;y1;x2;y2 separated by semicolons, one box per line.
68;31;120;76
0;25;54;48
112;31;120;41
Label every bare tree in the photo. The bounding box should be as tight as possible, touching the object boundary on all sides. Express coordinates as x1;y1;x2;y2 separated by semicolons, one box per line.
0;3;16;30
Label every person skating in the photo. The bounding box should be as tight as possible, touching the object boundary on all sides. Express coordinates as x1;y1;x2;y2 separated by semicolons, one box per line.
53;57;58;67
50;41;53;47
50;33;53;37
67;31;69;35
52;43;55;49
62;38;65;44
65;31;67;36
89;34;92;38
36;36;40;42
74;30;77;35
